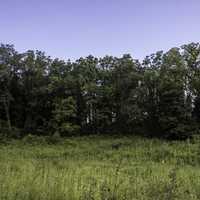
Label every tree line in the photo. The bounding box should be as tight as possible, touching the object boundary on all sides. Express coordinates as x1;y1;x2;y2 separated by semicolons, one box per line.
0;43;200;139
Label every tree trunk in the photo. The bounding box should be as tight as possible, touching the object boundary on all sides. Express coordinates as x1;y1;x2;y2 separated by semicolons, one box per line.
3;97;12;131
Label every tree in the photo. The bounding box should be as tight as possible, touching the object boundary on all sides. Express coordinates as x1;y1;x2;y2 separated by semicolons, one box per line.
52;97;80;136
181;43;200;125
0;44;17;132
158;48;192;139
20;50;51;134
0;42;199;139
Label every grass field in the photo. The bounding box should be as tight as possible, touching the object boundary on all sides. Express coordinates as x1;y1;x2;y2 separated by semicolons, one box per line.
0;135;200;200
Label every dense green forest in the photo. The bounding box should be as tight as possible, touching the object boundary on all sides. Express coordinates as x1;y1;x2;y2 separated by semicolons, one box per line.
0;43;200;139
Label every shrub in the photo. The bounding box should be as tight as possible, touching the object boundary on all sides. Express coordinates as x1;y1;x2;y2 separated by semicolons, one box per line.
22;134;46;145
45;132;62;145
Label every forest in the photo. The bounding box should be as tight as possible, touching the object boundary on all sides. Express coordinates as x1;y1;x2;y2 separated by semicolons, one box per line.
0;42;200;139
1;43;200;200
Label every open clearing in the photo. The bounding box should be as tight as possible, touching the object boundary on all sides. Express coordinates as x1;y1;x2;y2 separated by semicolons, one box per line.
0;136;200;200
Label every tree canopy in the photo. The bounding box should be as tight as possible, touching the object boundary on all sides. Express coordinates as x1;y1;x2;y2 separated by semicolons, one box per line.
0;43;200;139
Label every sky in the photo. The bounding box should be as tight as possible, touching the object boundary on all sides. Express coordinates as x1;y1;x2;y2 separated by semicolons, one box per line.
0;0;200;61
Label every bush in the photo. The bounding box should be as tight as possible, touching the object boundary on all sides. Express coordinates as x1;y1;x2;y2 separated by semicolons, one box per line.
0;135;10;145
45;132;62;145
22;134;47;145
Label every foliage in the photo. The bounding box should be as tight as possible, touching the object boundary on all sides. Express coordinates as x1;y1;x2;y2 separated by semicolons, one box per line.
51;97;80;136
0;43;200;139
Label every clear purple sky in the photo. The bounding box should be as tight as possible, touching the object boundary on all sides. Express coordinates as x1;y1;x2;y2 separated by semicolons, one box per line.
0;0;200;60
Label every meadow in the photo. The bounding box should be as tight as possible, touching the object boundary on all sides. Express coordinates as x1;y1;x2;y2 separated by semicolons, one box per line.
0;135;200;200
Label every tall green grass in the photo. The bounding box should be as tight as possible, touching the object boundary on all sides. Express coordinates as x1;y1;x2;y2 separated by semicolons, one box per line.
0;135;200;199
